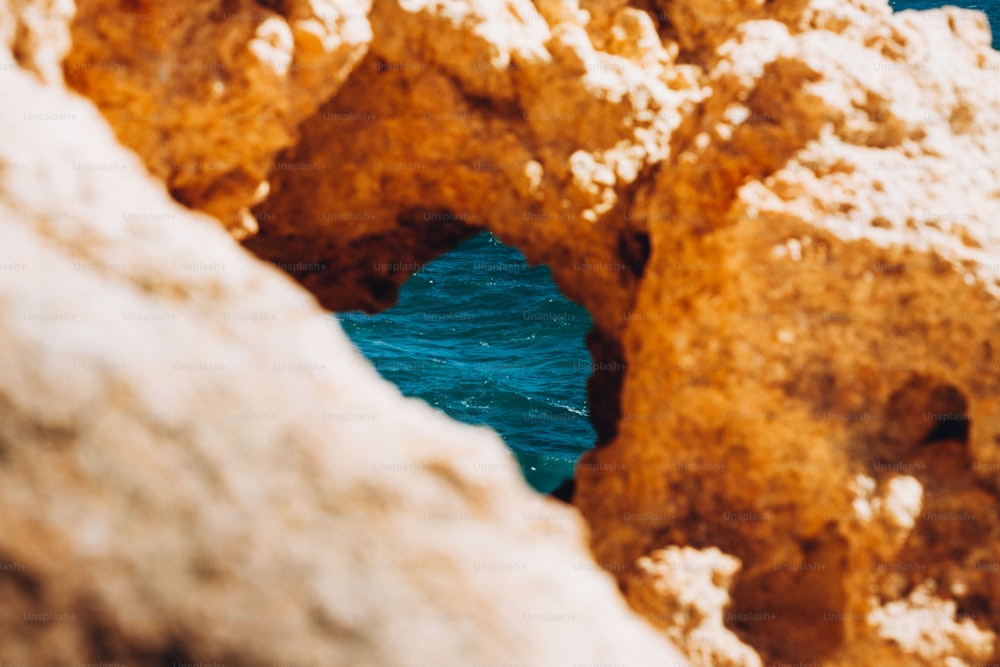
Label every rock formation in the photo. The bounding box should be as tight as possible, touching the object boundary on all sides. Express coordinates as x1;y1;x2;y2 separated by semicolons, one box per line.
583;5;1000;664
3;0;1000;664
64;0;372;236
0;44;688;667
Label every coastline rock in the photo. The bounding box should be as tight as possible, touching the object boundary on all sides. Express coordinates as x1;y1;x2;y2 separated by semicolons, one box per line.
0;60;688;666
246;0;693;331
576;6;1000;664
63;0;373;235
238;1;1000;663
6;0;1000;664
626;546;763;667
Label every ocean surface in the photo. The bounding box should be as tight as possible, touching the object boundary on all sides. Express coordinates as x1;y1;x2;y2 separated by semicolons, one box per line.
339;0;998;495
337;232;593;493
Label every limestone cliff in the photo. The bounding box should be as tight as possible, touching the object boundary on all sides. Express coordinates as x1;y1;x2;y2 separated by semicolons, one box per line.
3;0;1000;665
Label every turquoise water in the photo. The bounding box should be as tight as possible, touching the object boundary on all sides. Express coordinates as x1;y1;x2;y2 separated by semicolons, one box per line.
339;0;998;494
337;232;593;493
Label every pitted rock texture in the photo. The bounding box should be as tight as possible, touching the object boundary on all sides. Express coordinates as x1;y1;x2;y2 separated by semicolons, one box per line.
13;0;1000;664
626;546;763;667
0;57;688;666
63;0;372;236
577;7;1000;665
247;0;691;330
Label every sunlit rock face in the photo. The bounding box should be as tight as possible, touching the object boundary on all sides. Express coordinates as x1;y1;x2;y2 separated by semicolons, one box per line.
5;0;1000;664
577;6;1000;665
62;0;373;236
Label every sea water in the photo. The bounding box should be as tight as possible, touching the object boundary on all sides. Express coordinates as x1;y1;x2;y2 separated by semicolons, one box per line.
338;232;593;493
